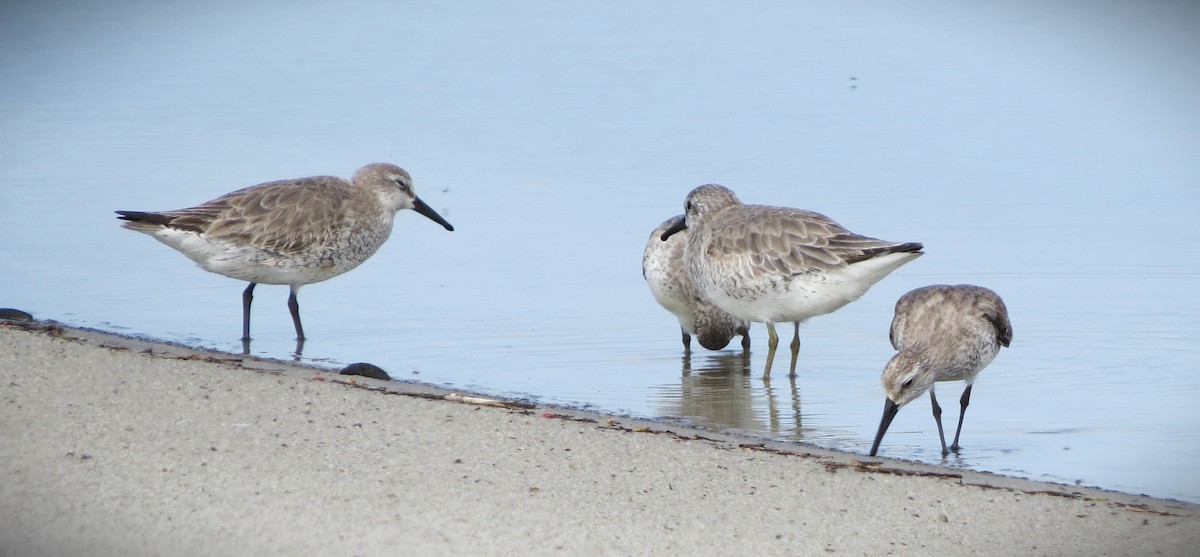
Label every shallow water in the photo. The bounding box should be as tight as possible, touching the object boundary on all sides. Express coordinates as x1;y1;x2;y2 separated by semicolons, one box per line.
3;0;1198;503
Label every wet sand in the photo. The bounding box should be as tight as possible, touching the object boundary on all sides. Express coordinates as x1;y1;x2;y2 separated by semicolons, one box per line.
2;321;1197;556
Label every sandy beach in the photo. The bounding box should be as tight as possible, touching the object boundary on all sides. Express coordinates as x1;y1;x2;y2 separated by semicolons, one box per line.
1;320;1197;556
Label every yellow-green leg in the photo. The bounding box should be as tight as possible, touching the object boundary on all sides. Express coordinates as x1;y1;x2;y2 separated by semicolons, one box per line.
788;321;800;377
763;322;779;378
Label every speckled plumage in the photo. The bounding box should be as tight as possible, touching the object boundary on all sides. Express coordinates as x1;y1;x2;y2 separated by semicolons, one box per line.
643;215;750;352
870;284;1012;457
116;162;453;341
661;184;923;377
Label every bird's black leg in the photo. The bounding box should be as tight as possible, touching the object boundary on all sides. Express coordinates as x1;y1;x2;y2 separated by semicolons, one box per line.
288;287;305;341
930;388;949;456
241;283;256;341
950;385;973;453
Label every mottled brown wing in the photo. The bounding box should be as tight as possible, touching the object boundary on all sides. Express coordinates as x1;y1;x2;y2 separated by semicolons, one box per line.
982;292;1013;348
164;177;353;256
889;285;944;350
889;289;918;351
951;284;1014;348
890;285;1013;350
707;205;914;280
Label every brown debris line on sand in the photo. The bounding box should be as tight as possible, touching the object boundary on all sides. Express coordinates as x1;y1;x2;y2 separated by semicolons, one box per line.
1;321;1198;556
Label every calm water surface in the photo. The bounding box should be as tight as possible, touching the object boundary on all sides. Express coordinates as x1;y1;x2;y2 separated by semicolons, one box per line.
2;0;1198;503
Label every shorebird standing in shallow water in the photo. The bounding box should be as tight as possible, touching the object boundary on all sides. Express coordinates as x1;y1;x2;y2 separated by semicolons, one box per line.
116;163;453;345
661;184;923;377
643;214;750;353
869;284;1012;457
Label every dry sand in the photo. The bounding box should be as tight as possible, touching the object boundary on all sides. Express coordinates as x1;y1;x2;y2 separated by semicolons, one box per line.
2;321;1197;556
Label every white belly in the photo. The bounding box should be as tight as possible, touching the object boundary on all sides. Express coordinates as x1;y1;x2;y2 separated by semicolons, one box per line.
700;251;919;324
146;228;372;286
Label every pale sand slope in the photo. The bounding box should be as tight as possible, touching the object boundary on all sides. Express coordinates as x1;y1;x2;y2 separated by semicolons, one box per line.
1;322;1197;556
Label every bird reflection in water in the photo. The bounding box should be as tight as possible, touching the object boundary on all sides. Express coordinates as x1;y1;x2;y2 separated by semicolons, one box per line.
673;351;804;439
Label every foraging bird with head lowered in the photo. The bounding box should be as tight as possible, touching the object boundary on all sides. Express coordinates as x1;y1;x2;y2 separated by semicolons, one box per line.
869;284;1012;457
643;214;750;352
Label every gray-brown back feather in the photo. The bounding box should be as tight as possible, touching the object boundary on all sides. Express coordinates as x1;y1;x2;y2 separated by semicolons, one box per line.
889;284;1012;351
117;177;369;257
707;205;923;279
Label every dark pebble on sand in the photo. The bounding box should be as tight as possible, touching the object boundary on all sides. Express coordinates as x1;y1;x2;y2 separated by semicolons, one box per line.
0;308;34;321
340;362;390;380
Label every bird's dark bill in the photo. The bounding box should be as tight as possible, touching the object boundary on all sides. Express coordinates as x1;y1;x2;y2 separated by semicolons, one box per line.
660;218;687;241
869;398;900;457
413;197;454;231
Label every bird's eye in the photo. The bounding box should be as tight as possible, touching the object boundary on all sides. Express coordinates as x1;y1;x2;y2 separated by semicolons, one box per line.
901;378;914;389
685;201;693;212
